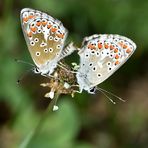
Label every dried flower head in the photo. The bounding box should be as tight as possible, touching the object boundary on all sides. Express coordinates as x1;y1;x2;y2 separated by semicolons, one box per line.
40;60;78;110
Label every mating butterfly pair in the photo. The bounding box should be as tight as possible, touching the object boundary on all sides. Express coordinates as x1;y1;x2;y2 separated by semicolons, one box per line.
20;8;136;94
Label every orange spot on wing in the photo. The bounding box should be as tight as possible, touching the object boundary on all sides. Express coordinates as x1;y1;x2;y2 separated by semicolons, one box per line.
104;44;109;49
126;48;132;53
115;61;120;65
51;27;58;32
42;21;47;26
118;42;123;47
98;43;103;49
115;54;119;59
29;15;34;19
23;17;28;22
88;44;96;50
27;31;32;37
118;42;127;49
47;24;52;29
56;33;64;39
123;44;128;49
110;45;114;50
36;21;41;26
114;48;118;53
30;27;37;32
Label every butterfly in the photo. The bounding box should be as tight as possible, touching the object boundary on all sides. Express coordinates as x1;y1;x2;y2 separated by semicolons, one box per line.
76;34;136;94
20;8;76;76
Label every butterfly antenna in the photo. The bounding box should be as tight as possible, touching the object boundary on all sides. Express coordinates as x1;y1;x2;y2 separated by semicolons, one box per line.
97;87;125;104
14;59;35;67
97;88;116;104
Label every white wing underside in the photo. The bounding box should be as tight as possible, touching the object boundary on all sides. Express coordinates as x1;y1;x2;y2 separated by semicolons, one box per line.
77;34;136;92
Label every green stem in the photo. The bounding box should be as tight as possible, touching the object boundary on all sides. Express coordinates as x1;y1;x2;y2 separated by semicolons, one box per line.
19;93;60;148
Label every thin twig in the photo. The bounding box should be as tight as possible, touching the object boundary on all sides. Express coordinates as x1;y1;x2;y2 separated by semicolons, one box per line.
19;93;60;148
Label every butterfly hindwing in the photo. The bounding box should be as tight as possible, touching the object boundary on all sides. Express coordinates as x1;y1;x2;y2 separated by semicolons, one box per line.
77;34;136;92
20;8;68;74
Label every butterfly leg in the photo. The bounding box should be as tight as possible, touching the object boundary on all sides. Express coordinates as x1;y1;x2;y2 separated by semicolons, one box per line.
57;63;77;74
71;62;80;71
59;60;79;71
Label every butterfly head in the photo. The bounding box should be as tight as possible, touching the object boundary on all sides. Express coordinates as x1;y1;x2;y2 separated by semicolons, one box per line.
33;67;41;74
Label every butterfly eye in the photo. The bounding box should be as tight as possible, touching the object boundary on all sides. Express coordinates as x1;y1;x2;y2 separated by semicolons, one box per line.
33;67;40;74
89;87;96;94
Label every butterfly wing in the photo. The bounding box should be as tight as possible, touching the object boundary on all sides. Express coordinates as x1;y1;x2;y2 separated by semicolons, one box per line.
77;34;136;92
20;8;68;74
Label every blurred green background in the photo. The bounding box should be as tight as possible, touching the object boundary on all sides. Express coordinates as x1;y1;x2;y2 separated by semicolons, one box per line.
0;0;148;148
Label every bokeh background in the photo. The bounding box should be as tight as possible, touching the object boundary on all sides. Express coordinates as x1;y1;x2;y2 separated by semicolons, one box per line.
0;0;148;148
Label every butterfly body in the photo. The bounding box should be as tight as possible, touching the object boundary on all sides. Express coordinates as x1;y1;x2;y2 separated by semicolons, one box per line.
20;8;76;75
76;34;136;93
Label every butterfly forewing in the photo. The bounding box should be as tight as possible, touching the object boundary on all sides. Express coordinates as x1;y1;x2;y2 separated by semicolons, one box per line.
20;8;68;68
77;34;136;90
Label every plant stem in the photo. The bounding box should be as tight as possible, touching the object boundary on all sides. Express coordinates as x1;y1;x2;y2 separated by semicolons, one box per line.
19;93;60;148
